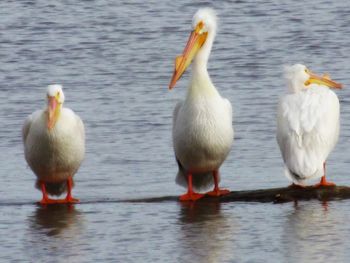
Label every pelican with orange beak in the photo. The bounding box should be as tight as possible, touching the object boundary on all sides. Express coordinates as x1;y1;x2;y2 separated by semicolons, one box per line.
277;64;342;186
23;84;85;204
169;8;233;201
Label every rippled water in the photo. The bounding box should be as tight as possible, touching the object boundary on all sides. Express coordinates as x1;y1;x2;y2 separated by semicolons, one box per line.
1;0;350;262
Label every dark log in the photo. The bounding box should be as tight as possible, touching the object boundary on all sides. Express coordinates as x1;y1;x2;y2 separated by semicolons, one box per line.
219;185;350;203
121;185;350;204
4;185;348;207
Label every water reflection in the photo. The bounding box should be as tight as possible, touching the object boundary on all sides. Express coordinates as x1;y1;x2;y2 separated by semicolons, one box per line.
30;204;82;237
177;201;233;263
24;204;85;261
282;202;346;262
179;201;222;224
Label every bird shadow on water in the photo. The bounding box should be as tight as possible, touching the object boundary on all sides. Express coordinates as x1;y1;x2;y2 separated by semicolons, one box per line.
282;201;346;263
24;204;85;261
178;200;222;224
177;201;235;262
29;204;82;237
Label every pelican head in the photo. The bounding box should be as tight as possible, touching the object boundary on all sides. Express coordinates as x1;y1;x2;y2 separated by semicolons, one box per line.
284;64;342;93
169;8;217;89
46;84;65;130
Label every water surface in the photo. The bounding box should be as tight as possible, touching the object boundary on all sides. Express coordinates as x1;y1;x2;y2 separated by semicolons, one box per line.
1;0;350;262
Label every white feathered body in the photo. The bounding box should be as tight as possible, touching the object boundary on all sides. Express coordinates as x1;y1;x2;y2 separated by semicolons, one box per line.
171;8;233;190
23;108;85;185
173;78;233;190
277;85;339;184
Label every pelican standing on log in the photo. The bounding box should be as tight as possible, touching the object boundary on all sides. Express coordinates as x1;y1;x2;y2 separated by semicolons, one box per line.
23;84;85;204
277;64;342;187
169;8;233;201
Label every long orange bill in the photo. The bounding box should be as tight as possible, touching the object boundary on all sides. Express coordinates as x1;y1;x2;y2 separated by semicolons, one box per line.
47;96;58;130
169;22;207;89
305;72;342;89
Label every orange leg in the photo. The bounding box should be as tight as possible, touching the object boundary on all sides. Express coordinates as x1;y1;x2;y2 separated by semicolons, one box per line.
315;162;335;187
206;170;230;197
64;177;79;203
179;173;204;201
38;177;79;205
39;181;58;205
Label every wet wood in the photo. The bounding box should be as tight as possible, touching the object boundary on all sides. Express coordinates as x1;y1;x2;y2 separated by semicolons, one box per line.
218;185;350;203
5;185;347;206
122;185;350;204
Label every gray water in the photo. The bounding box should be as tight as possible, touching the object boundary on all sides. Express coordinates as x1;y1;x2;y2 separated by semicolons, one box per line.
1;0;350;262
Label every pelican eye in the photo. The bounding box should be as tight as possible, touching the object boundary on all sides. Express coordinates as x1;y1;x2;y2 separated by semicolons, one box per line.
195;21;205;34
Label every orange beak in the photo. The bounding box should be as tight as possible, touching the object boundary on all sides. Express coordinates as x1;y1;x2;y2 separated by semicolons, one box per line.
47;96;59;130
169;22;208;89
305;71;342;89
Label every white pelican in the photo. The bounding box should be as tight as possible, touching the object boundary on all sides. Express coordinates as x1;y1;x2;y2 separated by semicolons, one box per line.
277;64;342;187
169;8;233;201
23;84;85;204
